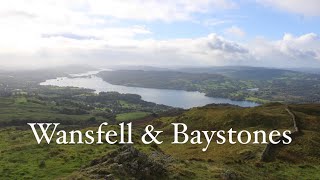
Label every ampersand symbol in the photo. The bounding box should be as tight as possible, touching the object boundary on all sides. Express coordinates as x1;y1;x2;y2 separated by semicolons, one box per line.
141;125;163;144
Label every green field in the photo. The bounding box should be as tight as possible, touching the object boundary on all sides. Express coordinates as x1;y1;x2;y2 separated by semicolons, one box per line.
116;111;151;121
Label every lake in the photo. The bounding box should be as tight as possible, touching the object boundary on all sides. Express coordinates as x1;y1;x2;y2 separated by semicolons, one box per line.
40;72;259;109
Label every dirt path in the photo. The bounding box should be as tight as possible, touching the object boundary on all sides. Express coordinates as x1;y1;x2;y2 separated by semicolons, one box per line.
260;105;300;162
285;107;299;132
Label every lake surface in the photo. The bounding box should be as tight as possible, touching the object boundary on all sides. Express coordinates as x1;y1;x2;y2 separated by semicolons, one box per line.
40;72;259;109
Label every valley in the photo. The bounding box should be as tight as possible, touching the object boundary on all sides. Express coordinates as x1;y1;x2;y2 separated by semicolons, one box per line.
0;66;320;179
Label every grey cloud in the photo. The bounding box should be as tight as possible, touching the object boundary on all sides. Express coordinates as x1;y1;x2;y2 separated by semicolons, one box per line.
207;36;248;53
290;49;318;60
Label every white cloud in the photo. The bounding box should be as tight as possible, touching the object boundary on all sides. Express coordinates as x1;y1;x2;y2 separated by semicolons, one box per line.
259;0;320;16
0;0;234;53
0;32;320;69
86;0;237;21
0;0;319;69
202;18;232;26
224;26;246;38
249;33;320;67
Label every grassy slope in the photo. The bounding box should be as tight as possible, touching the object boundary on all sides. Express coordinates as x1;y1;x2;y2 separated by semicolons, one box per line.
0;93;167;179
151;104;320;179
0;102;319;179
0;126;125;179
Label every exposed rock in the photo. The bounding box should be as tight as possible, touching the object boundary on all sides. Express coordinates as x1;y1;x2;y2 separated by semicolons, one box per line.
80;145;169;179
221;170;239;180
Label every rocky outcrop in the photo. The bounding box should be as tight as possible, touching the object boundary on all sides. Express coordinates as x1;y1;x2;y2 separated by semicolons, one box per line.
220;170;240;180
79;145;170;179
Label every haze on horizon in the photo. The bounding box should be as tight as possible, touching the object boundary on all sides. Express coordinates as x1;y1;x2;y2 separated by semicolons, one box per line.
0;0;320;70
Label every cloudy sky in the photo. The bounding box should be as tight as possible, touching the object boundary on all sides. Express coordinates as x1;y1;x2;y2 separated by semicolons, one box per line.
0;0;320;69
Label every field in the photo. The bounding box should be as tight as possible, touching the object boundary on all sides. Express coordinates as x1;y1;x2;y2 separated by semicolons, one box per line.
116;111;151;121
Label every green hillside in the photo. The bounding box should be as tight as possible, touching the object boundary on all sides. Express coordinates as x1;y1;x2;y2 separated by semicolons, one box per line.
62;103;320;179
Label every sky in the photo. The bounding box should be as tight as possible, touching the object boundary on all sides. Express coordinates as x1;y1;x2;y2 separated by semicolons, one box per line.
0;0;320;69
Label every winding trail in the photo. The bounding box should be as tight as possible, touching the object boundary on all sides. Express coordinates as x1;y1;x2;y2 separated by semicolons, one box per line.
285;106;299;133
260;105;300;162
